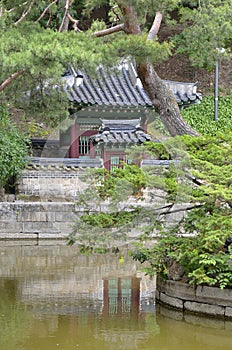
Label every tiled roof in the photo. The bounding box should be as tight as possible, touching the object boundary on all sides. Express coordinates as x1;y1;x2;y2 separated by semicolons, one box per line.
63;62;202;108
90;119;151;145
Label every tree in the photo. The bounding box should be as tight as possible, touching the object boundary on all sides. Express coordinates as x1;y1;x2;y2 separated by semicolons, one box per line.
0;107;28;197
68;133;232;288
131;133;232;288
0;1;231;132
0;1;112;125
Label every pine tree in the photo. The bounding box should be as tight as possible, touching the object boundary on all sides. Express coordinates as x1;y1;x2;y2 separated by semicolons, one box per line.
0;1;231;132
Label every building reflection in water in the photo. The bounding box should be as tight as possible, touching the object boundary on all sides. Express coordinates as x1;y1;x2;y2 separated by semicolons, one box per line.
0;246;157;350
103;277;140;316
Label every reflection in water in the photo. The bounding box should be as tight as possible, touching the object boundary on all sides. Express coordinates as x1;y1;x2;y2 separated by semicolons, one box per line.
103;278;140;315
0;245;232;350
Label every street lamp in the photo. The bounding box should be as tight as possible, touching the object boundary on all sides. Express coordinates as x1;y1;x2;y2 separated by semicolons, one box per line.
214;48;226;121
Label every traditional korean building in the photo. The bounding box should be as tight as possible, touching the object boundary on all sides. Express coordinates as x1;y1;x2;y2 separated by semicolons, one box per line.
31;62;201;172
58;61;201;171
22;63;202;199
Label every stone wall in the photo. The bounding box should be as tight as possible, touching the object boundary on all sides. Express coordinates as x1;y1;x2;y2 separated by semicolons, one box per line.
0;201;149;241
18;168;88;200
17;158;103;200
156;278;232;319
0;202;78;239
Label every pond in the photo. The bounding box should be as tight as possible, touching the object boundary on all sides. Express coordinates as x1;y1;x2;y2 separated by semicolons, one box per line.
0;243;232;350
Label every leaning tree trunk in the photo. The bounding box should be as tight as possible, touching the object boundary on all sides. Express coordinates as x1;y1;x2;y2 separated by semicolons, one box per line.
137;62;199;136
117;0;198;137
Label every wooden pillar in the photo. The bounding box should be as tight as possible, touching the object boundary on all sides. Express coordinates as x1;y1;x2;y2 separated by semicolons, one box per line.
131;277;140;316
69;123;79;158
118;278;122;315
103;148;109;171
141;114;148;132
103;279;109;315
89;140;96;158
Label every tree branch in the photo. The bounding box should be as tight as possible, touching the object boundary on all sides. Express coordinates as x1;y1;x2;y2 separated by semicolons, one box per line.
0;2;28;16
36;0;58;23
111;5;121;23
15;1;34;25
147;11;162;41
59;0;70;32
94;24;125;37
0;70;26;92
67;12;82;32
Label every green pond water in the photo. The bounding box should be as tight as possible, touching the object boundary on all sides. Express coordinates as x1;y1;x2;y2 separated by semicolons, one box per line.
0;244;232;350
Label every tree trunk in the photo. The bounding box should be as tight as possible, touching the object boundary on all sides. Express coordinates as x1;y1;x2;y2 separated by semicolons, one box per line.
117;0;198;136
137;62;199;136
0;187;5;201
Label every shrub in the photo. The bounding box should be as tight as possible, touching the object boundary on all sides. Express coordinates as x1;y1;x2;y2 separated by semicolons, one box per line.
0;107;28;192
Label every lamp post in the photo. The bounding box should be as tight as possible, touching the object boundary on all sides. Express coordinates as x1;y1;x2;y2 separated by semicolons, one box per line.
214;58;219;121
214;48;225;121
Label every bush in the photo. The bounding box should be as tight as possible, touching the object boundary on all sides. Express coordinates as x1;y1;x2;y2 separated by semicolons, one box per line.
132;133;232;289
0;107;28;192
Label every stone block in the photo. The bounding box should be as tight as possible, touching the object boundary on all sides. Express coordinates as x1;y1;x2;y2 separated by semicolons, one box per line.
225;307;232;318
17;211;47;222
163;280;196;301
52;222;73;234
196;285;232;307
0;206;16;221
46;211;56;222
15;203;43;212
37;239;66;246
22;221;53;232
0;222;24;233
0;233;38;239
184;301;225;317
155;289;160;300
43;203;75;212
38;232;68;239
55;211;76;222
160;292;183;309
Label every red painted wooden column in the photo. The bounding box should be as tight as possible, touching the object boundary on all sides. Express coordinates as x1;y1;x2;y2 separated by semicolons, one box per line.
131;277;140;316
103;279;109;315
69;123;79;158
103;148;109;171
89;140;96;158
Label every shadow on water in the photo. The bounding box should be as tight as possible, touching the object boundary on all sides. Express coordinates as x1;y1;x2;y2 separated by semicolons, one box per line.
0;244;232;350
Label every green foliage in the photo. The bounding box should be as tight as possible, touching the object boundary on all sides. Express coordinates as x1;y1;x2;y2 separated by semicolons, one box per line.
95;164;147;200
0;21;118;124
67;210;133;253
132;221;232;289
182;96;232;135
176;0;232;69
80;209;140;228
179;133;232;206
132;133;232;288
68;164;148;251
0;107;28;189
1;0;232;126
69;132;232;288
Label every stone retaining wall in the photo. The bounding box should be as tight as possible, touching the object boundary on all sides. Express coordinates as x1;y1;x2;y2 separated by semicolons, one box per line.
0;201;146;241
18;167;90;200
0;199;189;241
0;202;78;240
156;278;232;319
